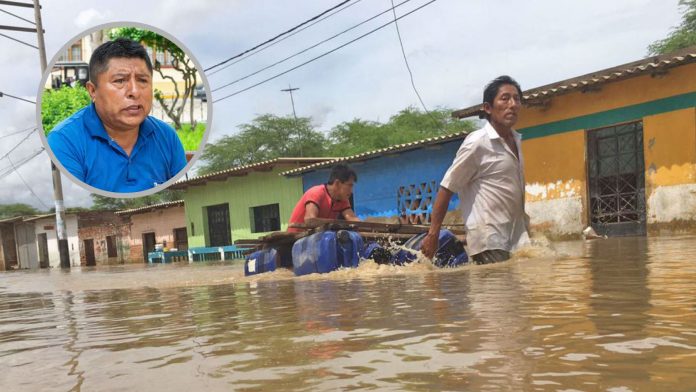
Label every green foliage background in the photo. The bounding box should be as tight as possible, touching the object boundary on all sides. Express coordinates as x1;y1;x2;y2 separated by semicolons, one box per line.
649;0;696;54
41;85;91;135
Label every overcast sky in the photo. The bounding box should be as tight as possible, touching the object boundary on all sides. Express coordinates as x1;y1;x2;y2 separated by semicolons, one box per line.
0;0;684;209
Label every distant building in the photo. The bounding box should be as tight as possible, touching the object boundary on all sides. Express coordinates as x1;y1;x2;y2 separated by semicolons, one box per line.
282;134;471;225
170;158;334;247
115;201;187;263
76;211;131;266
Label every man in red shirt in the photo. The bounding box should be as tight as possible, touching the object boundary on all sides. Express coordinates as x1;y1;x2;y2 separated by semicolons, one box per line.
288;164;361;231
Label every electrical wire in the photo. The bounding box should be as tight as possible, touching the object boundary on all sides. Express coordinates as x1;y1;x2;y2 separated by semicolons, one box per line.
0;90;36;103
0;124;35;139
390;0;440;126
7;153;50;210
213;0;437;103
205;0;354;72
207;0;365;77
0;8;35;25
211;0;414;93
0;127;35;161
0;147;43;179
0;31;37;49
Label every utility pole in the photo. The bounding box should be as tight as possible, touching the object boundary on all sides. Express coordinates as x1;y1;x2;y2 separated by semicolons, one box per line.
281;84;299;120
281;84;303;156
32;0;70;268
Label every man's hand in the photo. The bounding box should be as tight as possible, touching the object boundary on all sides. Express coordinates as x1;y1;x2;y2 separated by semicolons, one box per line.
420;231;439;259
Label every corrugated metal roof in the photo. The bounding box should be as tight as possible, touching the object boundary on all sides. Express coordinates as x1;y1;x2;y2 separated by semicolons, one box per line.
115;200;184;216
170;157;335;189
281;130;470;176
452;46;696;119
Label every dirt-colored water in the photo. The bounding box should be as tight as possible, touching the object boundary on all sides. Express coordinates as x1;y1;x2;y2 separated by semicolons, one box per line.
2;236;696;391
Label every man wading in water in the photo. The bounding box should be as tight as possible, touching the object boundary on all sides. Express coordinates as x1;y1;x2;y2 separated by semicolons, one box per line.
422;75;530;264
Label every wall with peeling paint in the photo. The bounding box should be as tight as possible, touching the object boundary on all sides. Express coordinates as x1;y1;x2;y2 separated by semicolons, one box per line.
517;62;696;237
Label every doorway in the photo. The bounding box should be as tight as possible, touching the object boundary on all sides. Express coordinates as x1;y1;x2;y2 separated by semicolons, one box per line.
142;232;156;262
207;204;231;247
84;239;96;266
37;233;49;268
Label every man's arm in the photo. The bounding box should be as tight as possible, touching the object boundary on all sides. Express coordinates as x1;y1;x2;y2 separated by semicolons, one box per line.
304;202;320;221
341;208;361;222
420;186;454;259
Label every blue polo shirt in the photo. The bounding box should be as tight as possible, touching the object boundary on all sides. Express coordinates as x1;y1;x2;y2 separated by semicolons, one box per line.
47;103;187;193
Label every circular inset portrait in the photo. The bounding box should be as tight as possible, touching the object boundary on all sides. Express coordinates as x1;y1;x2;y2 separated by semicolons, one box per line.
37;22;212;197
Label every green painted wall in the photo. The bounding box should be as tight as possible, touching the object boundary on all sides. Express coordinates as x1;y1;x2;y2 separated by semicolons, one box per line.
182;166;304;247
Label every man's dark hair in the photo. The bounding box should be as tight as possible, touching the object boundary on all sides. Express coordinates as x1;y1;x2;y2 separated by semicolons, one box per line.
481;75;522;119
328;164;357;184
89;38;153;85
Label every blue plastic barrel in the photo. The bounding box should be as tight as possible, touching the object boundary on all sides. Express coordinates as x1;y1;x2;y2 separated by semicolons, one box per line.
392;229;468;267
244;248;278;276
292;230;363;276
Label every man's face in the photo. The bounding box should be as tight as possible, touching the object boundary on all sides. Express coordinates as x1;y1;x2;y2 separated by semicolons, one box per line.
484;84;521;129
87;57;152;133
334;178;355;201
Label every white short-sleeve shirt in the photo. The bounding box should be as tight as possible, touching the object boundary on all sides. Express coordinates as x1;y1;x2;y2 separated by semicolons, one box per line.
440;122;530;256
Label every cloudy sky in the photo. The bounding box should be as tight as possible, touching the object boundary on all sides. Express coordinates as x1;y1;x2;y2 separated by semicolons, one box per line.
0;0;684;209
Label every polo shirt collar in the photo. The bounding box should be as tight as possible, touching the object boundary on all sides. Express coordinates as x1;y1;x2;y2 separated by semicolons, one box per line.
83;102;153;140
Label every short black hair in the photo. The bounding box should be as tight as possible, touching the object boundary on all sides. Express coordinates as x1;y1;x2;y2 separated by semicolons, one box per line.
89;38;153;85
328;164;357;184
481;75;522;119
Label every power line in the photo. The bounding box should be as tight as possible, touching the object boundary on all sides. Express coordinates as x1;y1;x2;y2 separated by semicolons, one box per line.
0;31;37;49
0;8;35;25
211;0;414;93
207;0;365;77
205;0;353;72
0;127;35;161
390;0;439;126
0;90;36;104
0;147;42;179
0;124;35;139
7;153;50;210
213;0;437;103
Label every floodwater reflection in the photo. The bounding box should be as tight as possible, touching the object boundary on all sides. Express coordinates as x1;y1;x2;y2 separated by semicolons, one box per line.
2;236;696;391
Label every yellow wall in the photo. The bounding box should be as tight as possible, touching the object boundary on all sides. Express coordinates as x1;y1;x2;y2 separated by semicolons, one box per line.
517;62;696;129
643;108;696;190
517;62;696;234
523;130;586;202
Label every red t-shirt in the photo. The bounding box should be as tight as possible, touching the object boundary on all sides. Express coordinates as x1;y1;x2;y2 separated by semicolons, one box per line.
288;184;351;231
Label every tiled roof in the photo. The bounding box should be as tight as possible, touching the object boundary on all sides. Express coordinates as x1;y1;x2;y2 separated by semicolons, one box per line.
115;200;184;215
281;130;470;176
170;157;335;189
452;46;696;119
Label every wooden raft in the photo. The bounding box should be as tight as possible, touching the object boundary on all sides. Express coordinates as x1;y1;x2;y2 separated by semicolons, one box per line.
235;218;466;251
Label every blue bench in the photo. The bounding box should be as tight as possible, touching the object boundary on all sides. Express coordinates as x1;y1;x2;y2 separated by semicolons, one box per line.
187;245;251;262
147;250;189;263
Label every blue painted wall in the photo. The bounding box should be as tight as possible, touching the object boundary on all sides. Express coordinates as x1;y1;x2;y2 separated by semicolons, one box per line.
300;140;463;220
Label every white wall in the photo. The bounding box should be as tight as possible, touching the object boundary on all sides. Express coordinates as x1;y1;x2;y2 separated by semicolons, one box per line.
33;215;80;268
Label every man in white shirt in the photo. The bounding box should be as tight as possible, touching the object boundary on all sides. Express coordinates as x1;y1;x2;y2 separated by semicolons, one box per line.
422;75;530;264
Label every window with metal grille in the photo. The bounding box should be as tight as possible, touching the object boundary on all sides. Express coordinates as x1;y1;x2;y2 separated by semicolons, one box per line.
106;235;117;258
250;204;281;233
398;181;437;224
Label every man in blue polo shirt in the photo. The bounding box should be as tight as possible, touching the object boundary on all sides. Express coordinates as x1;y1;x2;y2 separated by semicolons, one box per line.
47;38;187;193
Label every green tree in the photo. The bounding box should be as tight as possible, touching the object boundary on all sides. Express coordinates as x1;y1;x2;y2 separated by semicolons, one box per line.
199;114;328;174
327;107;476;156
0;203;41;219
649;0;696;55
109;27;198;130
41;85;91;134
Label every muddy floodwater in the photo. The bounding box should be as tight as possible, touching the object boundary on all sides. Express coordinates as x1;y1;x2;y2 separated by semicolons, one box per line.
2;236;696;391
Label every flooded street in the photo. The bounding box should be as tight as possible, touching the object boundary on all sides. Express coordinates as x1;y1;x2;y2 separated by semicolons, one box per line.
2;236;696;391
